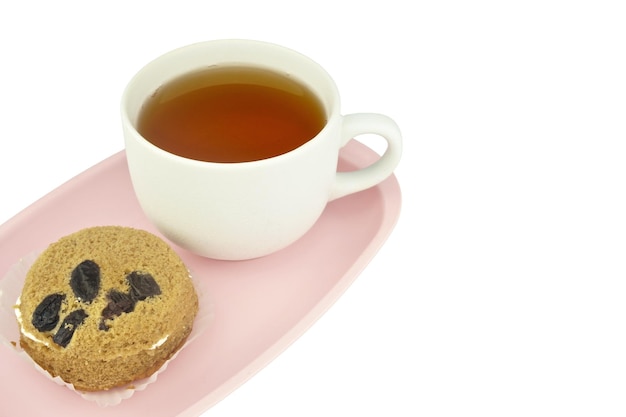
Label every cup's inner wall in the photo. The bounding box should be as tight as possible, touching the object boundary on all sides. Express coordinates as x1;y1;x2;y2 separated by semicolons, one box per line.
123;41;339;129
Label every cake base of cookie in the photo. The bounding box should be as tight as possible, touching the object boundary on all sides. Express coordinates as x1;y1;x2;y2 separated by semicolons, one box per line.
19;326;192;392
16;226;200;392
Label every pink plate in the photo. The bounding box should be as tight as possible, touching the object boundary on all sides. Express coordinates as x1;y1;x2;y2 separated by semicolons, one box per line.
0;139;401;416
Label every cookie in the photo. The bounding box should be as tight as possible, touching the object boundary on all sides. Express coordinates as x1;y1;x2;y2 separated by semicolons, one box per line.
16;226;198;391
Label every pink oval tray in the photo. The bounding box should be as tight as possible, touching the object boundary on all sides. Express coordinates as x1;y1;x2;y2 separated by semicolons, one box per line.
0;139;401;416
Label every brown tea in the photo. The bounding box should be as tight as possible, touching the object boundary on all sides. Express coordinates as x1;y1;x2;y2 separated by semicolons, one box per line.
137;66;327;163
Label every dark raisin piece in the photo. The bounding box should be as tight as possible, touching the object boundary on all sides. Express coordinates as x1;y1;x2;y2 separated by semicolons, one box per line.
127;271;161;301
31;293;65;332
53;309;88;348
70;260;101;303
102;290;135;319
99;290;136;331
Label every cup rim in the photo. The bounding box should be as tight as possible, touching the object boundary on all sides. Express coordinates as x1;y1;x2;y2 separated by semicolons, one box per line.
120;38;341;167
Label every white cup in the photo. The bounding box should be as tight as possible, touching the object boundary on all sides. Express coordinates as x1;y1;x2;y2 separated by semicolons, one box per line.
121;39;402;260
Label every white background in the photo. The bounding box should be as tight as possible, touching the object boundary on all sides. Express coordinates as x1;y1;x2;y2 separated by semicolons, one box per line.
1;1;625;416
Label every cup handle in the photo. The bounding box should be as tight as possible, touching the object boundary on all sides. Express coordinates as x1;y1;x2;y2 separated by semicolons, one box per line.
329;113;403;201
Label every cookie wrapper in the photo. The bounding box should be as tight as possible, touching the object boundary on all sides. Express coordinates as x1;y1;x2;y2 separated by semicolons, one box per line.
0;251;213;407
